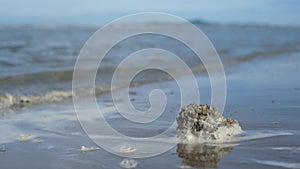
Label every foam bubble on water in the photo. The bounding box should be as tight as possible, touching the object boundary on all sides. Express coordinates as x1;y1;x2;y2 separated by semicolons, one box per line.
80;146;99;152
116;144;137;154
17;134;35;141
120;159;138;169
178;165;191;169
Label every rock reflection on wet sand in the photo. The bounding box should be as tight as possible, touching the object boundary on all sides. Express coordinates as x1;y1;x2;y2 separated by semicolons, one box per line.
177;143;233;168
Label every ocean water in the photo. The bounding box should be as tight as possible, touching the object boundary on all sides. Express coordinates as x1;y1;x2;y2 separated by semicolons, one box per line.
1;25;300;104
0;24;300;169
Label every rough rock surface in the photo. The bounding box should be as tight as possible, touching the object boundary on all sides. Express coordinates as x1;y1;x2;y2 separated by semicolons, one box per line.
176;104;242;142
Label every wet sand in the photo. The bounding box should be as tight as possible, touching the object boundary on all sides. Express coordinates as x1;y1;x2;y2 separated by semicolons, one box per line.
0;53;300;169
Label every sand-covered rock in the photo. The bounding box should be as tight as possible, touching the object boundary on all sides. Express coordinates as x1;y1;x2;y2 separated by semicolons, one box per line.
176;104;242;142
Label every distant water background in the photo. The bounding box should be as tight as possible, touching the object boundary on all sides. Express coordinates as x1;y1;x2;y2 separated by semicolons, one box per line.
1;24;300;113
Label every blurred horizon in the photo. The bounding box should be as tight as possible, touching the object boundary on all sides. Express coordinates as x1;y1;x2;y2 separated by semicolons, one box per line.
0;0;299;27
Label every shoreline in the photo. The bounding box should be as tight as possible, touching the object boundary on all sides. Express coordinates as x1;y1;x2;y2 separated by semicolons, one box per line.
0;52;299;168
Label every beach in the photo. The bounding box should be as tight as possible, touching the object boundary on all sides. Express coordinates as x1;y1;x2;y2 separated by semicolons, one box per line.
0;24;300;169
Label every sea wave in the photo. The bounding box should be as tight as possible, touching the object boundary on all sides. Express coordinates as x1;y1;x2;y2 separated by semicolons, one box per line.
0;67;115;86
1;46;299;113
1;46;299;87
272;147;300;152
0;91;73;110
0;43;24;51
0;60;17;67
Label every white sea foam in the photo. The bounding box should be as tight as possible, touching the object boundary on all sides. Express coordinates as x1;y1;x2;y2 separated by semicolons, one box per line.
178;165;191;169
272;147;300;152
17;134;35;141
80;146;99;152
115;144;137;154
254;160;300;169
237;130;293;142
0;91;72;110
